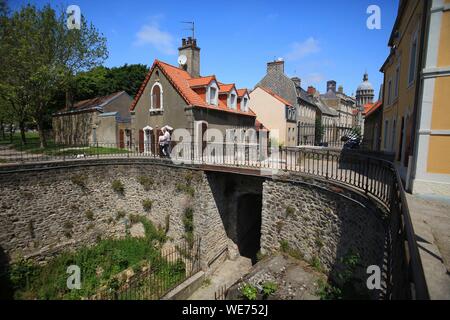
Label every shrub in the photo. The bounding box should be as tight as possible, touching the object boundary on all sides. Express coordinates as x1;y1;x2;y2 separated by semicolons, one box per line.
279;240;289;253
116;211;126;221
262;281;277;298
183;207;194;234
316;278;342;300
71;174;87;188
137;176;153;191
285;206;295;218
315;238;324;249
128;214;141;225
241;283;258;300
176;183;195;197
184;172;193;184
256;251;266;262
63;221;73;230
111;180;124;194
310;256;323;272
276;221;284;233
142;199;153;212
64;230;72;238
85;210;94;221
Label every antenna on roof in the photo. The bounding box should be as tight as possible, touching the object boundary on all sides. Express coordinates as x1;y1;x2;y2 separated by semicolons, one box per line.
181;21;195;39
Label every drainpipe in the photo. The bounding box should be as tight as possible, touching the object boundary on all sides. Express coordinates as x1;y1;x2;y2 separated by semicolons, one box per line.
408;0;431;192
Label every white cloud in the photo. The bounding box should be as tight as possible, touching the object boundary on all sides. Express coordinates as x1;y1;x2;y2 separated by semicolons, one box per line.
285;37;320;61
134;17;176;55
306;73;325;84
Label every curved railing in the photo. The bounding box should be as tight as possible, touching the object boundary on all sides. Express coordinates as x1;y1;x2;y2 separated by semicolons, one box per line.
0;142;429;299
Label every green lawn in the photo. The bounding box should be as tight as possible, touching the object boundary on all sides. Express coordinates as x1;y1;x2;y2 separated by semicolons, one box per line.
6;217;186;300
1;132;130;156
51;146;130;157
0;131;42;146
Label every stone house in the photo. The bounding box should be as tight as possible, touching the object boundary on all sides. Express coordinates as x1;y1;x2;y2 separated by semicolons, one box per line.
52;91;132;146
130;37;256;154
361;101;383;151
255;60;318;146
248;86;297;147
320;81;357;130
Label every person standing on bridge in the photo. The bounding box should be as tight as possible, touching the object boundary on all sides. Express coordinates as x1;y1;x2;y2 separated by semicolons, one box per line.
159;127;171;158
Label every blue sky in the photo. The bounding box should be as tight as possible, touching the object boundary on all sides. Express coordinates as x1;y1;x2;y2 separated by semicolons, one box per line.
10;0;399;98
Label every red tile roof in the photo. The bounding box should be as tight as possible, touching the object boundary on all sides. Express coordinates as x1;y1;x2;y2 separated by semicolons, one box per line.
257;86;293;107
130;60;254;117
188;75;216;88
365;101;382;117
237;89;249;97
219;83;236;93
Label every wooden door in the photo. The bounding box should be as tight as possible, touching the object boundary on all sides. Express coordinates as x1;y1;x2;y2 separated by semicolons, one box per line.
139;130;144;153
119;129;125;148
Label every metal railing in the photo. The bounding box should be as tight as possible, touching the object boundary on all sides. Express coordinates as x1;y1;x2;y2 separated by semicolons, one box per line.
92;237;201;300
0;141;429;299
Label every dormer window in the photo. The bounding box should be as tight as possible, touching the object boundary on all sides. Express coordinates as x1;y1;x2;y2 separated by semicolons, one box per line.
151;82;163;110
241;96;249;112
230;94;236;109
207;81;219;106
228;89;237;109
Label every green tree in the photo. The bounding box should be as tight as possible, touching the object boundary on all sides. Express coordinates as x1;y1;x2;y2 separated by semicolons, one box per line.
0;4;107;147
74;64;148;101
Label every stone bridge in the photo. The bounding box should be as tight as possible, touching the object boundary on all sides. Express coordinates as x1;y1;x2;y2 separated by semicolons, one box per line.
0;148;429;299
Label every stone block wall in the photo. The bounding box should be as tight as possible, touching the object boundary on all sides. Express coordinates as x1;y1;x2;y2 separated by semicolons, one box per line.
0;161;227;270
261;177;388;289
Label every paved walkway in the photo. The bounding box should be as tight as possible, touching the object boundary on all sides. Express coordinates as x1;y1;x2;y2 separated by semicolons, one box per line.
188;257;252;300
407;194;450;299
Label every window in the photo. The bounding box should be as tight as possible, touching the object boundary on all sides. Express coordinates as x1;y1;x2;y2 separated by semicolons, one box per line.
408;31;418;85
207;83;218;106
391;119;396;152
387;80;392;105
384;120;389;149
394;64;400;98
209;87;217;105
151;83;163;110
229;92;237;109
242;97;248;112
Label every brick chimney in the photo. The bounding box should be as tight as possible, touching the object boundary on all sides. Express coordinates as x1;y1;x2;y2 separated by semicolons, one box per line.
327;80;336;93
267;59;284;74
307;86;316;95
178;37;201;78
338;85;343;93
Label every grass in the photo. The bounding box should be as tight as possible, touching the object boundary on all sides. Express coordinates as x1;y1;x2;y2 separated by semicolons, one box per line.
183;207;194;247
112;180;125;195
0;132;129;156
279;240;304;260
240;283;258;300
7;217;177;300
138;176;153;191
142;199;153;212
70;174;87;189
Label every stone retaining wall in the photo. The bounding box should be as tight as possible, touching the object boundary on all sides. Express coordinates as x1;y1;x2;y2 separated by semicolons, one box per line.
260;175;388;295
0;162;227;271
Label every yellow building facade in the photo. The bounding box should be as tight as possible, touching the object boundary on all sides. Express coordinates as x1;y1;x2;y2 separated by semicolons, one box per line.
381;0;450;195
